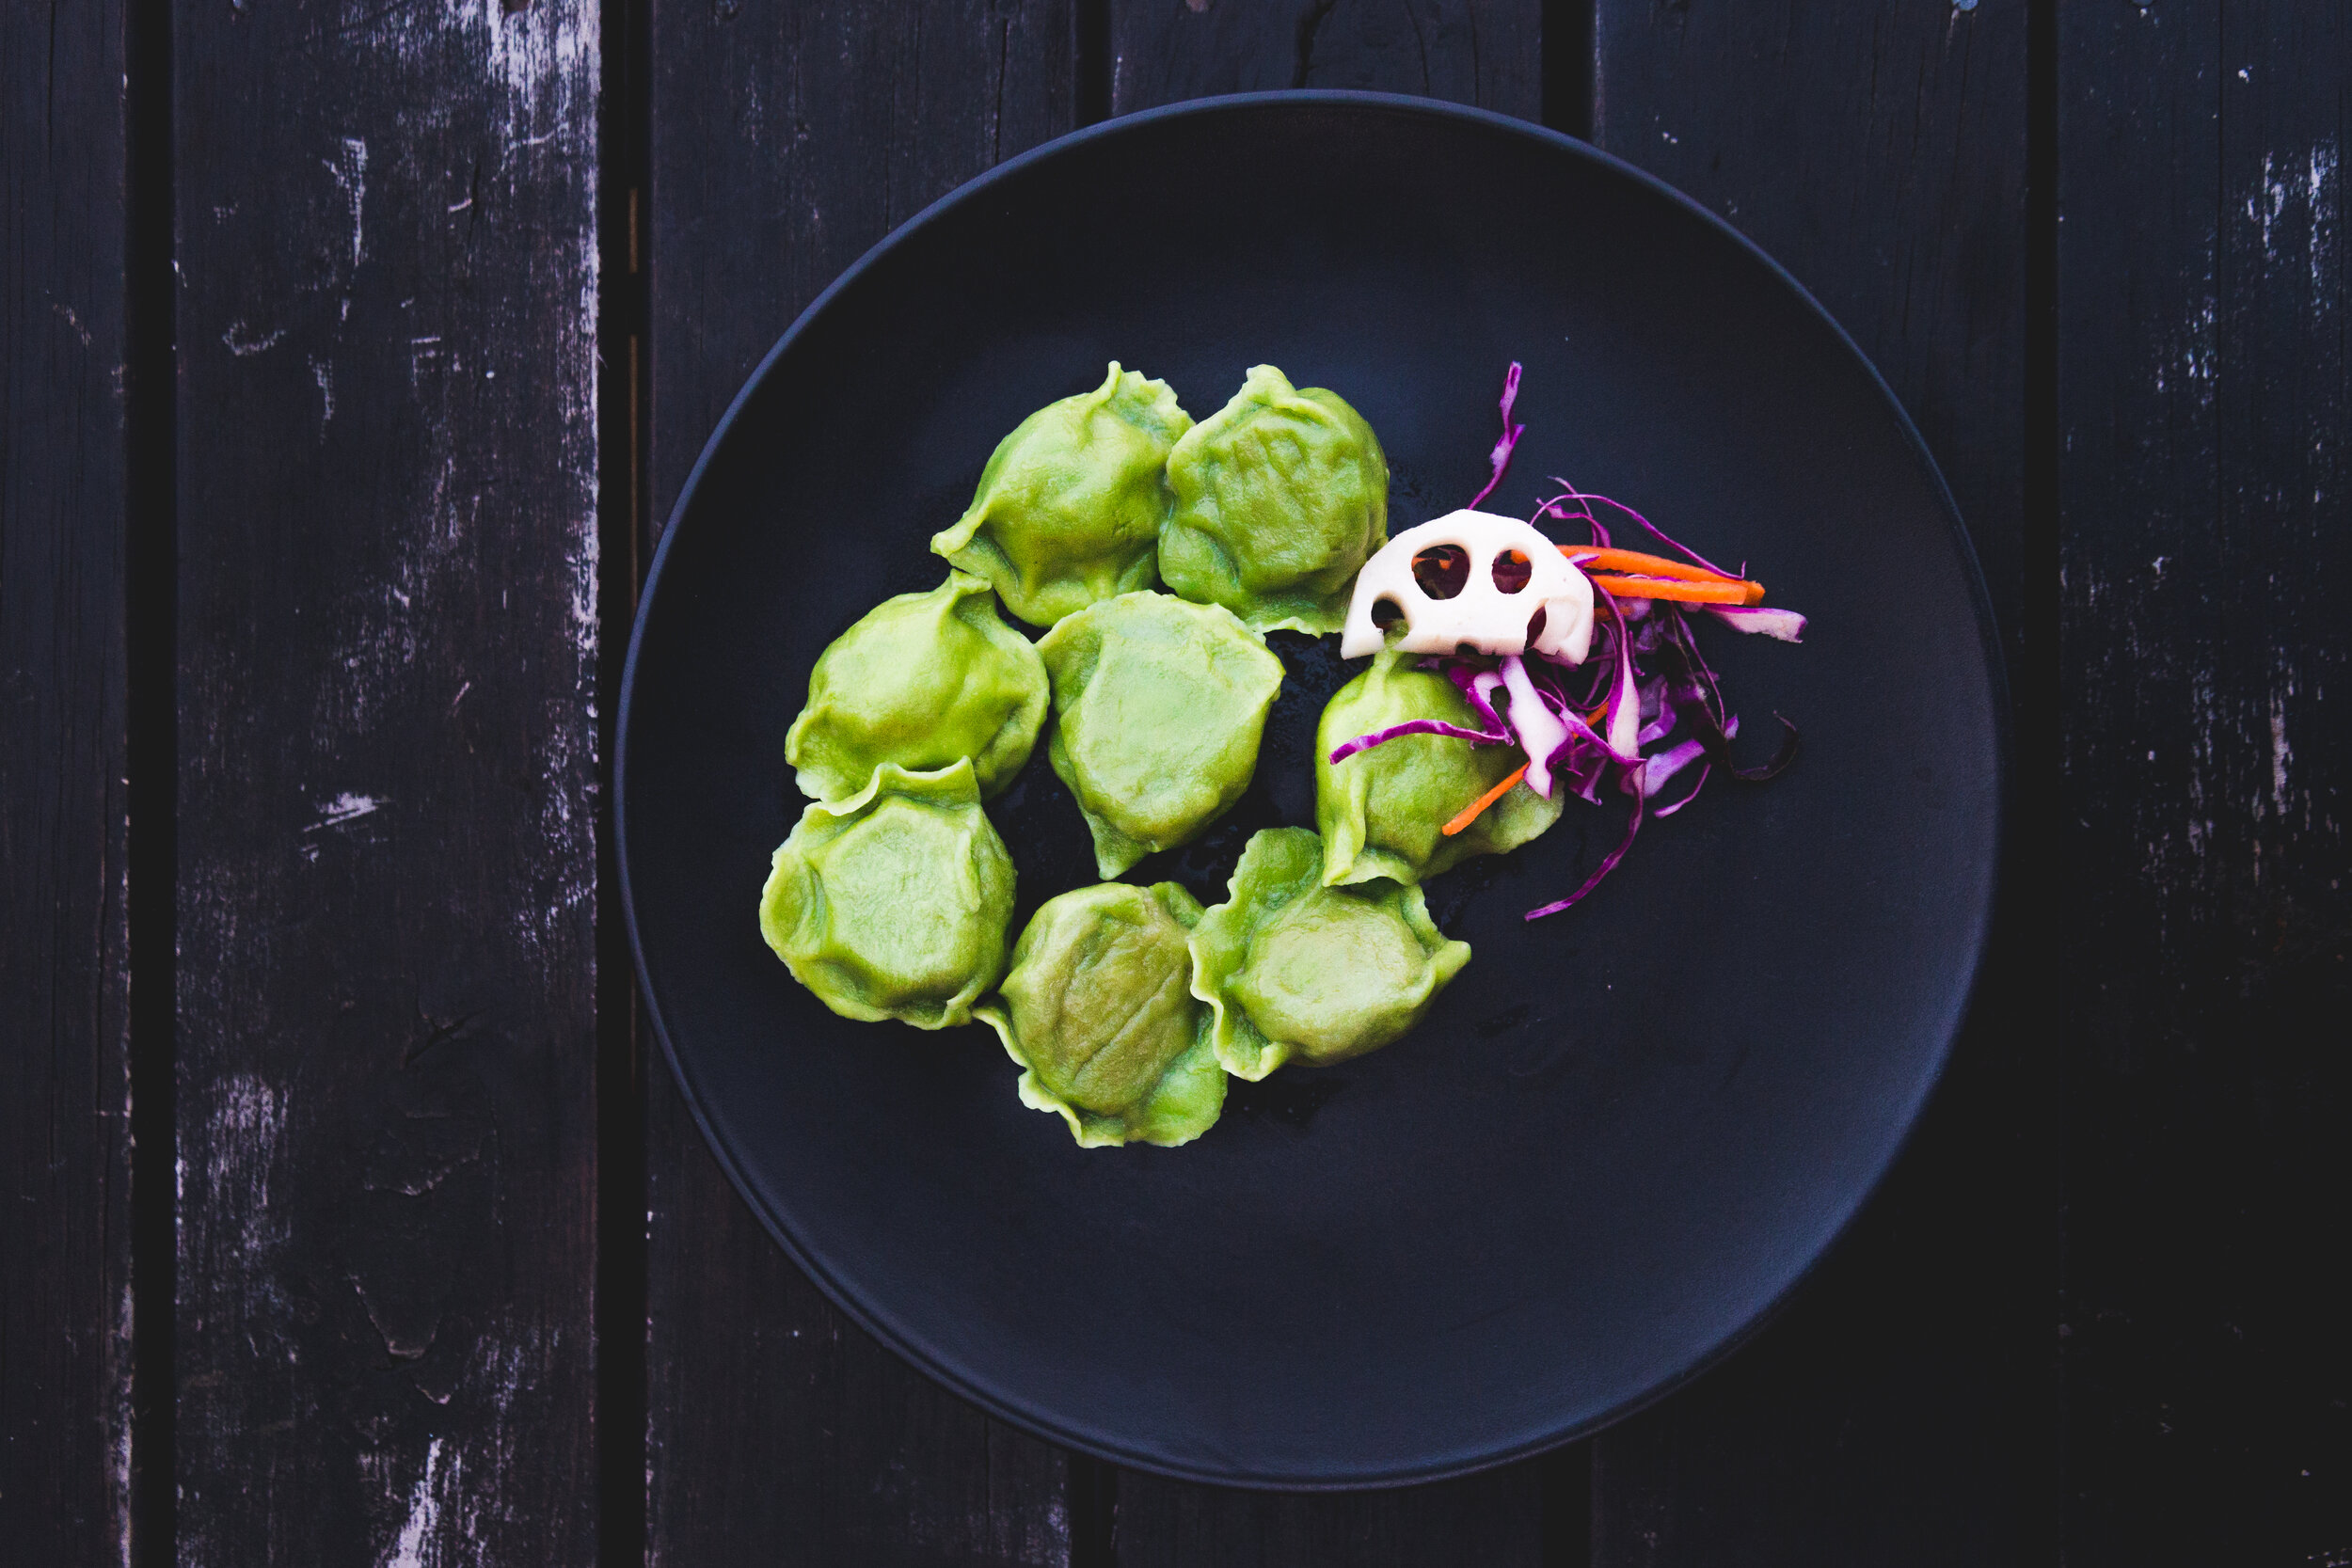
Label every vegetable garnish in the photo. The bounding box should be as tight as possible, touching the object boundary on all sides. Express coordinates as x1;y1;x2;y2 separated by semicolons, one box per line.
1559;546;1738;582
1327;363;1804;918
1706;604;1809;641
1585;574;1763;606
1440;763;1529;837
1537;475;1743;580
1466;361;1525;510
1339;510;1596;662
1522;786;1645;921
1325;716;1509;765
1565;546;1767;605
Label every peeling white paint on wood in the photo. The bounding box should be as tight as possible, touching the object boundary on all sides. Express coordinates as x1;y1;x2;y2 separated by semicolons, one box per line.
306;791;387;831
324;135;368;269
311;355;337;430
2268;694;2292;819
172;0;602;1553
222;320;287;356
379;1438;448;1568
191;1074;289;1264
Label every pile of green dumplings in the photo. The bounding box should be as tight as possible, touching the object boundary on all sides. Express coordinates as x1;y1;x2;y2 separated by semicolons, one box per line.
761;362;1549;1148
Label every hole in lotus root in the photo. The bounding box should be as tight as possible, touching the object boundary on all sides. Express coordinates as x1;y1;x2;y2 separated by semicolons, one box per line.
1411;545;1470;600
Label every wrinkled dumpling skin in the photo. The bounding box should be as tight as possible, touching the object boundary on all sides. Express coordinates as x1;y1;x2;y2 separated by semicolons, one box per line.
1316;648;1564;887
758;759;1016;1028
1038;592;1287;878
930;363;1194;628
976;881;1224;1148
1190;828;1470;1080
785;570;1049;802
1158;364;1390;634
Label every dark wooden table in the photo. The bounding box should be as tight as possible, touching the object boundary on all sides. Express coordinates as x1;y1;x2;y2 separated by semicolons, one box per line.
7;1;2348;1562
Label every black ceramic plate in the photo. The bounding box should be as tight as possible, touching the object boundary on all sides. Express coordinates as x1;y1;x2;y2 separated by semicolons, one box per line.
618;92;2004;1489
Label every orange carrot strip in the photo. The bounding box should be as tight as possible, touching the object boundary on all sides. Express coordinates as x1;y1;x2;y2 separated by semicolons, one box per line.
1441;763;1529;837
1558;546;1740;582
1585;573;1763;606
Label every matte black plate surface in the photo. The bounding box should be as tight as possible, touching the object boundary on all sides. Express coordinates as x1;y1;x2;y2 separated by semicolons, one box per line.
618;93;2004;1489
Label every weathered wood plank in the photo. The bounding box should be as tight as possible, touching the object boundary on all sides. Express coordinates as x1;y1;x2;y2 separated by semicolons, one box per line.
2057;3;2351;1561
1110;0;1540;118
1588;1;2041;1561
642;4;1080;1562
1110;1466;1549;1568
1099;10;1554;1561
169;0;602;1558
0;0;135;1559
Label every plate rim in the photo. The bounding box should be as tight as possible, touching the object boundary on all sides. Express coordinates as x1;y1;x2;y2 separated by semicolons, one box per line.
616;87;2013;1490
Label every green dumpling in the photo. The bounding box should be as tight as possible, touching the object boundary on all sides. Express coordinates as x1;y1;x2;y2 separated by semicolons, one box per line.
1158;364;1390;634
977;881;1224;1148
785;570;1049;802
930;363;1194;628
1038;592;1286;878
1316;648;1564;887
757;759;1016;1029
1190;827;1470;1079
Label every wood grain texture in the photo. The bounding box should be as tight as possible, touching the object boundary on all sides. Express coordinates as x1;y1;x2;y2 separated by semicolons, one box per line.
169;0;602;1557
1100;9;1554;1561
1109;0;1539;119
1110;1465;1549;1568
2057;3;2351;1561
642;4;1079;1563
1589;2;2041;1562
0;0;135;1560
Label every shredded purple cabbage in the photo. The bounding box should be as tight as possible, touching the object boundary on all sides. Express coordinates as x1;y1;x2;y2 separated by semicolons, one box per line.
1466;362;1525;509
1542;702;1635;771
1531;480;1613;549
1327;718;1508;766
1445;663;1509;736
1596;580;1644;760
1546;477;1742;579
1500;656;1572;800
1524;786;1645;921
1650;762;1711;818
1638;717;1734;799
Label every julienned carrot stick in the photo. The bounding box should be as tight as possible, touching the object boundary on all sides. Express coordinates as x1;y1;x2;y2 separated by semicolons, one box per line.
1560;546;1735;582
1586;574;1762;606
1442;763;1529;837
1564;546;1767;604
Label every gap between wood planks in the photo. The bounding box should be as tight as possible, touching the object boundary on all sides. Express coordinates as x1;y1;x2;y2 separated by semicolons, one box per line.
125;0;178;1549
2026;0;2062;1541
595;0;654;1557
2023;0;2064;1547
